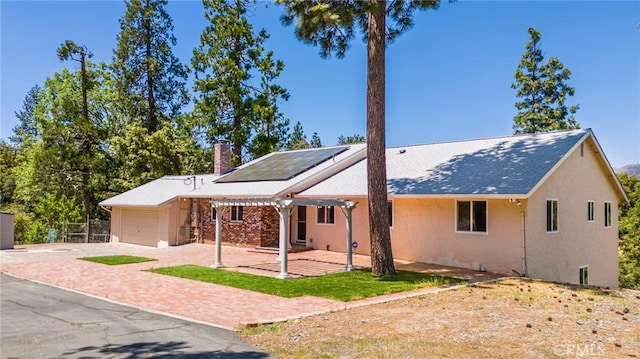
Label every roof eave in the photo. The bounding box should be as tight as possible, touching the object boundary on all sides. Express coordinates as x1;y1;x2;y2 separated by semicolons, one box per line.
389;193;529;199
97;203;162;208
296;193;529;199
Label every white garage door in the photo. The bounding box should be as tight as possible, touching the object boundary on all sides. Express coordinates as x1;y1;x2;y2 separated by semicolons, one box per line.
121;208;158;247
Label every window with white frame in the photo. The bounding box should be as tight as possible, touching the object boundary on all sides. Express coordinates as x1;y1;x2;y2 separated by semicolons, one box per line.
587;201;595;222
546;199;559;233
230;205;243;222
579;266;589;285
317;205;335;224
456;200;487;233
388;201;393;228
604;201;612;228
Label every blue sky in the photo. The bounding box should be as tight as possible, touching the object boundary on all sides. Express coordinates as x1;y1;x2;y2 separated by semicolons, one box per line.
1;1;638;167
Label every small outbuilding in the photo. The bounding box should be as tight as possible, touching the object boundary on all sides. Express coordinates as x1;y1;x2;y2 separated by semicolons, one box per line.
1;213;15;250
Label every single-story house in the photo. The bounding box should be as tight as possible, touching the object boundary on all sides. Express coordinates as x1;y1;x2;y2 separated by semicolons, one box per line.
100;129;627;287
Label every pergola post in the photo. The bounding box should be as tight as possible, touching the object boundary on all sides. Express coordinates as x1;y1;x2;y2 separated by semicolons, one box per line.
211;203;224;268
276;209;284;262
340;201;357;271
276;203;292;279
344;205;355;271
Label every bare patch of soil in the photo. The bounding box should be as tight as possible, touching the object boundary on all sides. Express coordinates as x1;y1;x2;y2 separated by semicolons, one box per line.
241;279;640;358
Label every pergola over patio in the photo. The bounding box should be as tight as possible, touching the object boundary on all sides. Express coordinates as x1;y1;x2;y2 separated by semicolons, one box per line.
210;198;357;279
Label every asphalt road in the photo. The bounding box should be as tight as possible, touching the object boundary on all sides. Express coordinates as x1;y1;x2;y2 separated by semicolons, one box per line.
0;274;271;359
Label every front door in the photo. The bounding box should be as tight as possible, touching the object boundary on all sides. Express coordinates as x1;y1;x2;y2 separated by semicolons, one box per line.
296;206;306;245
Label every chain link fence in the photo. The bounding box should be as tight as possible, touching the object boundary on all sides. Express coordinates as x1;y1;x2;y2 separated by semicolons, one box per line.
62;220;111;243
35;220;110;244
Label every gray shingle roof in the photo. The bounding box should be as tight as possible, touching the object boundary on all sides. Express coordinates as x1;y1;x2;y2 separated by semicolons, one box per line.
101;129;627;206
99;144;367;206
299;129;591;197
99;174;220;207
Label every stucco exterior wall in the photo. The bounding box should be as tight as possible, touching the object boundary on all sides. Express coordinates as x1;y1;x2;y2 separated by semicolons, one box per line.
163;198;193;246
305;197;524;275
157;206;170;248
525;139;619;287
109;207;121;243
167;200;178;246
303;202;366;253
162;198;193;247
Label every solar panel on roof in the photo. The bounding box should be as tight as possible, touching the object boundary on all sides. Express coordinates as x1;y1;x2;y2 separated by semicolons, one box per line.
217;146;349;183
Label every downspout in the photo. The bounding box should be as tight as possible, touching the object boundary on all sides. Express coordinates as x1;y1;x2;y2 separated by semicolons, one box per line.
288;197;296;249
288;209;293;248
287;194;295;249
517;200;527;276
175;197;180;246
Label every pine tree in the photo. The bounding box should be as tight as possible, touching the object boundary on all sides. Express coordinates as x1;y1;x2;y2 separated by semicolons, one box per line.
0;140;19;210
192;0;289;165
112;0;188;132
112;0;194;188
287;121;310;150
248;114;290;159
338;134;366;144
57;41;94;242
310;132;322;148
15;56;116;241
110;122;186;191
511;27;580;134
247;75;290;159
10;85;41;147
279;0;440;275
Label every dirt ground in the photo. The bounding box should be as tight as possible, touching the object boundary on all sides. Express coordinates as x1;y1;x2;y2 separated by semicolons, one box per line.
241;278;640;358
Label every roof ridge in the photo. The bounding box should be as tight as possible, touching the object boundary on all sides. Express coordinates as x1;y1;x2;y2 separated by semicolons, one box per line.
161;174;220;179
277;143;355;154
387;128;589;150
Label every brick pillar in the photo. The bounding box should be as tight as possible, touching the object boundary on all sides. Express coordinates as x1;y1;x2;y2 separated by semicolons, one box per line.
214;142;232;175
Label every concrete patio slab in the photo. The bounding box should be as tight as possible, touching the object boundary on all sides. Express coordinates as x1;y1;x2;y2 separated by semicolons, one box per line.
0;242;503;330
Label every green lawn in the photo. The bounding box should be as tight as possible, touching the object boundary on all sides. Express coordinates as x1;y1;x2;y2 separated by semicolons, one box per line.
148;265;465;301
79;255;156;265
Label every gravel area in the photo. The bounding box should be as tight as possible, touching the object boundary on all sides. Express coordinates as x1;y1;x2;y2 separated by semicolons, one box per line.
242;278;640;358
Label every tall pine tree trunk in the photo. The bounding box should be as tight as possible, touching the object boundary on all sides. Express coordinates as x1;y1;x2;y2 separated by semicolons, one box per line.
231;2;243;166
145;14;157;133
80;51;91;243
233;111;242;165
367;0;395;276
82;171;91;243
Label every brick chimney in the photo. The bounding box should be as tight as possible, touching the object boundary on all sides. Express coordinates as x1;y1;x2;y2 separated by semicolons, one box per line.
213;142;232;175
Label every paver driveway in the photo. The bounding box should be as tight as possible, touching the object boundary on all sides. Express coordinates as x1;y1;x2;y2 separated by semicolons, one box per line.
0;242;502;330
